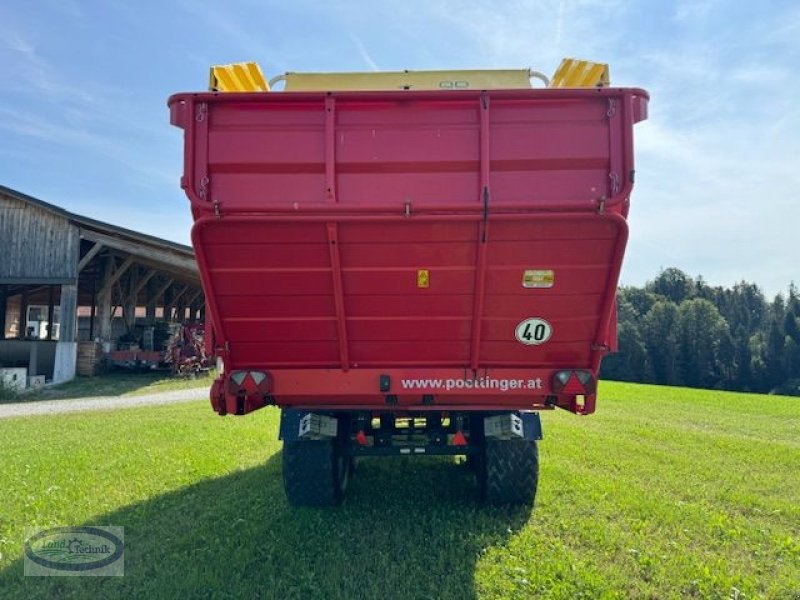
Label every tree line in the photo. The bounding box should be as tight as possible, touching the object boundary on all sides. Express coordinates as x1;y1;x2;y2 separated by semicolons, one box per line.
601;268;800;396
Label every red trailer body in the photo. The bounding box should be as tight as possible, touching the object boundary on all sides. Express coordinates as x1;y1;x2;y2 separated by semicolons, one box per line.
170;81;648;505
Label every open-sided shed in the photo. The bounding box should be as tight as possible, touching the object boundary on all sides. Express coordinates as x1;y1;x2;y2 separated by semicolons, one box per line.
0;184;203;384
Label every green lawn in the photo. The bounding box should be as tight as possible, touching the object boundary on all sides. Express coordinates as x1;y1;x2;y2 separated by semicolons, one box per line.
1;370;215;404
0;382;797;599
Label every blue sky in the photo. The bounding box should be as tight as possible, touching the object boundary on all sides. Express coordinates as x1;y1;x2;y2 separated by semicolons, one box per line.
1;0;798;296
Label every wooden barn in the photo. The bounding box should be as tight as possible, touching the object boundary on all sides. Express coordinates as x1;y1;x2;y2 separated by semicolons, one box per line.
0;184;204;386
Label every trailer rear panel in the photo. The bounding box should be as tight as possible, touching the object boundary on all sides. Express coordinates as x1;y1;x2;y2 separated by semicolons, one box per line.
170;87;648;415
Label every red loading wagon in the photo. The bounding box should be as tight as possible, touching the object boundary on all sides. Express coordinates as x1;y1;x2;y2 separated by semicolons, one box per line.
169;60;649;506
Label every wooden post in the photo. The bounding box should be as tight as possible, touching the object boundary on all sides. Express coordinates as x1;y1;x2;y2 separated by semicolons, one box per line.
169;285;189;323
0;285;6;340
152;277;174;322
59;284;78;343
123;265;138;332
163;286;174;323
19;288;29;339
53;283;78;383
47;285;55;340
188;300;198;323
191;290;204;324
89;277;97;340
97;256;114;340
145;278;157;325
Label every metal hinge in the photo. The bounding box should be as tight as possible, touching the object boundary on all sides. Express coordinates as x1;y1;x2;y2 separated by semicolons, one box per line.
198;176;210;201
596;197;606;214
213;199;222;217
609;171;621;195
196;102;208;122
606;98;616;119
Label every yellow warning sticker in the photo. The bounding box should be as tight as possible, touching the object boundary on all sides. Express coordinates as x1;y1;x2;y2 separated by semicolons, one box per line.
417;269;430;288
522;270;555;288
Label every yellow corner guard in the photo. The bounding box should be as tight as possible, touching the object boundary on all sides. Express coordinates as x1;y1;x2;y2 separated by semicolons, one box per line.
549;58;609;88
209;62;269;92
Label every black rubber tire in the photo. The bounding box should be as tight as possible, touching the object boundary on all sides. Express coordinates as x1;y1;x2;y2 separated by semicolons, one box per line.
479;439;539;506
282;440;348;507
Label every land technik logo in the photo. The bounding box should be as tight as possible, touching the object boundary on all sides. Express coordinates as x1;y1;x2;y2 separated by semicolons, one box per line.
24;526;124;576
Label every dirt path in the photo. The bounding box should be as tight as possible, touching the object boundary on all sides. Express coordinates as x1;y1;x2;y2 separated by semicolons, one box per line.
0;388;208;419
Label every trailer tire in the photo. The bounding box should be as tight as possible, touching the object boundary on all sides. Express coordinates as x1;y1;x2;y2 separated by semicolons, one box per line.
480;439;539;506
282;440;348;507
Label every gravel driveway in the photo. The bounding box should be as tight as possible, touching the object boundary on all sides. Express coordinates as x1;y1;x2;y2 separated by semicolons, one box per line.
0;387;208;419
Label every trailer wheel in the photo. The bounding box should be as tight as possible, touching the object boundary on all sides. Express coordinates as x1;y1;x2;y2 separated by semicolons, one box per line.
282;440;348;507
479;439;539;506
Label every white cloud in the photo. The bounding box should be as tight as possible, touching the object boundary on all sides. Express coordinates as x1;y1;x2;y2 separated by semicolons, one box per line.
0;105;176;191
0;28;113;111
0;107;108;148
351;34;380;71
173;0;286;69
730;64;790;85
4;30;39;58
673;0;717;23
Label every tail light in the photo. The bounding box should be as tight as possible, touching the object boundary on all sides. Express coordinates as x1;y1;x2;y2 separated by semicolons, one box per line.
552;370;596;395
227;370;271;396
450;431;468;446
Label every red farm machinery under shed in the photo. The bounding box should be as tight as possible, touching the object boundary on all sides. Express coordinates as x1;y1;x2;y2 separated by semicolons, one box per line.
169;59;648;506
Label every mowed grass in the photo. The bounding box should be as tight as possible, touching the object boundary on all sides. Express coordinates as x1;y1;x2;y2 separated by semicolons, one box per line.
2;370;215;404
0;382;797;599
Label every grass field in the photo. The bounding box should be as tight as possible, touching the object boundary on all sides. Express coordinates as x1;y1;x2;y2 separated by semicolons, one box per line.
0;382;797;599
0;370;215;404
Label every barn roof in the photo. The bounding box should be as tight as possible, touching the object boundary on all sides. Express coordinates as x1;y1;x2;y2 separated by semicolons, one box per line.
0;184;193;254
0;184;198;279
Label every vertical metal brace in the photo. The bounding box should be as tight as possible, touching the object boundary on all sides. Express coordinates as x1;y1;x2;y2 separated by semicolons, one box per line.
324;95;337;202
469;93;491;371
323;97;349;370
328;223;349;370
607;95;622;202
194;102;210;205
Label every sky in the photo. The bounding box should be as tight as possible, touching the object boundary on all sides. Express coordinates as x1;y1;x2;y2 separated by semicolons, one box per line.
1;0;798;296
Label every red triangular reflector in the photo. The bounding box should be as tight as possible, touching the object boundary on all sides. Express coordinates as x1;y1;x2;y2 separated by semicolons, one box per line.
242;372;257;394
562;373;585;395
452;431;468;446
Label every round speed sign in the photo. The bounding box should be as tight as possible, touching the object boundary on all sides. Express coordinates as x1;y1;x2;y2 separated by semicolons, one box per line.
515;318;552;345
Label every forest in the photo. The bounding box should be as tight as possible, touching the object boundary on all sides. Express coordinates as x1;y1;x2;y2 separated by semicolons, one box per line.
601;268;800;396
